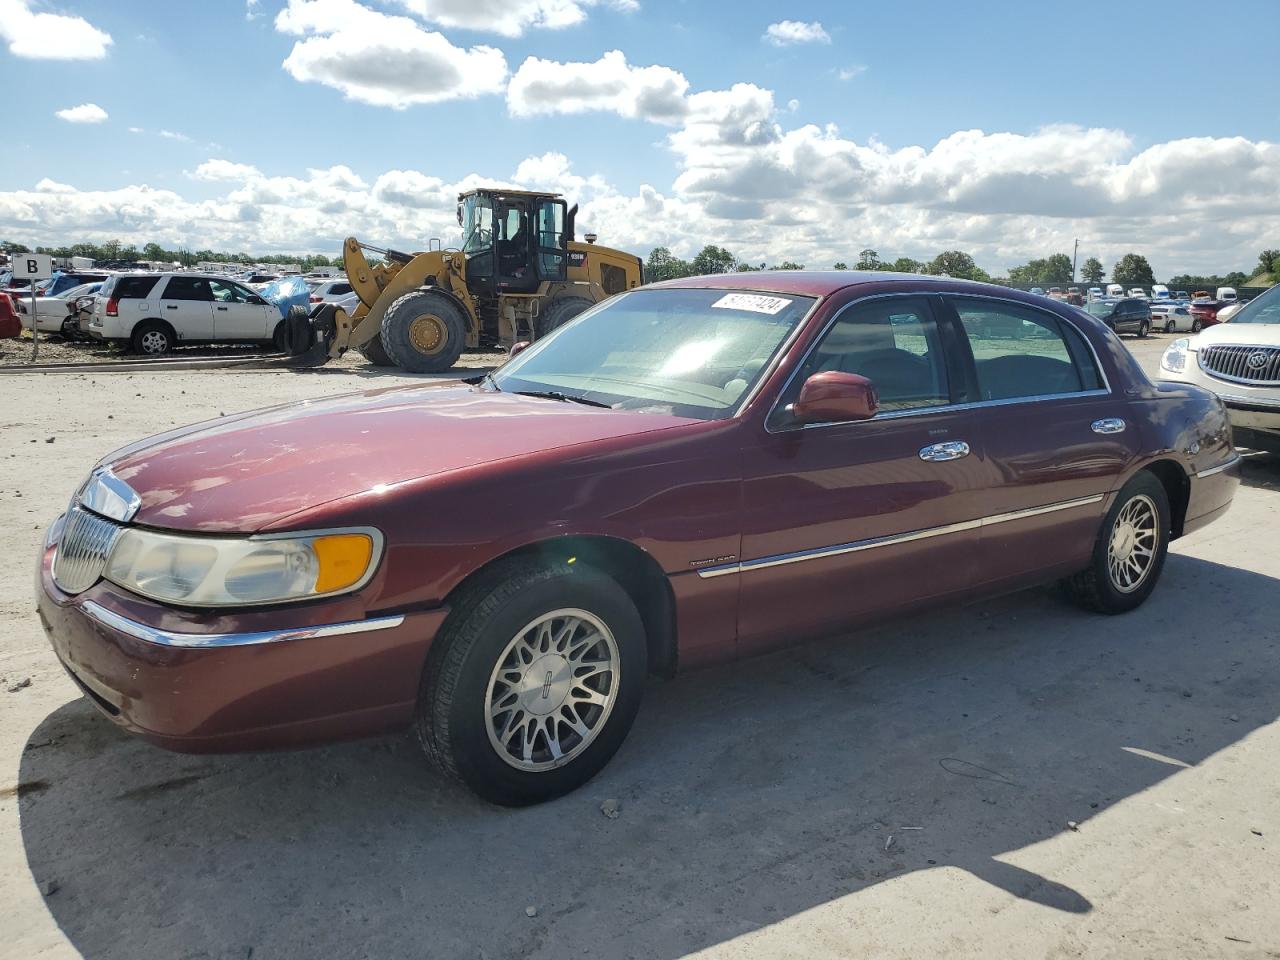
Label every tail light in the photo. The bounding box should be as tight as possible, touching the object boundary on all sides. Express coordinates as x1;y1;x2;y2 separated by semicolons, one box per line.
309;295;322;303
106;297;119;317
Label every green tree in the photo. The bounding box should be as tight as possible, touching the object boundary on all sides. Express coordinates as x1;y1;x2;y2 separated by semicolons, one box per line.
1110;253;1155;288
928;250;989;281
644;246;693;282
1080;257;1105;284
832;261;848;270
1007;253;1073;285
854;248;882;270
773;261;805;270
1223;271;1248;287
691;244;738;275
2;240;31;254
735;262;763;272
1259;250;1280;274
890;257;924;273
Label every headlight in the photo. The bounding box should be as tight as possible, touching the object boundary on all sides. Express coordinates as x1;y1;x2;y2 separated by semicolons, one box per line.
104;527;381;607
1160;337;1191;374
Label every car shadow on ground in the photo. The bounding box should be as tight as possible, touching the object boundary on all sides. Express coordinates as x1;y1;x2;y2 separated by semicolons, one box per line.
1238;448;1280;490
17;554;1280;960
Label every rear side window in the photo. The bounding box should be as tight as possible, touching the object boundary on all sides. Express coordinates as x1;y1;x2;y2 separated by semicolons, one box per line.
111;276;161;299
330;282;352;295
162;276;212;301
953;299;1102;400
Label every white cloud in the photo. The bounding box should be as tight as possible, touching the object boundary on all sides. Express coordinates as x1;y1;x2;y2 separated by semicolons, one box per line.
508;50;689;122
837;64;867;81
0;0;112;59
54;102;107;123
191;159;262;181
246;0;259;20
35;178;76;193
275;0;507;107
158;129;192;142
763;20;830;46
393;0;637;38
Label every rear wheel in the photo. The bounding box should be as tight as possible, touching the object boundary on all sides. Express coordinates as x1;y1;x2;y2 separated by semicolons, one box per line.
381;289;467;373
1063;472;1170;614
1138;319;1150;338
130;320;173;356
60;317;79;339
1165;319;1175;333
535;297;594;339
1191;318;1203;333
415;557;647;806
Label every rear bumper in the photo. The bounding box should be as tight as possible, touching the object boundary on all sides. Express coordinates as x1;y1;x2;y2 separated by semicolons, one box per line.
1184;454;1242;536
35;541;447;752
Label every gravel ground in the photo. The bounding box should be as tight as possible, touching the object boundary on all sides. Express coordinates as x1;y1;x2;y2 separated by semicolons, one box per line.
0;334;1277;960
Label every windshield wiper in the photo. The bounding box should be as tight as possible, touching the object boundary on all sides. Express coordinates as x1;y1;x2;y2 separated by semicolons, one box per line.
514;389;612;409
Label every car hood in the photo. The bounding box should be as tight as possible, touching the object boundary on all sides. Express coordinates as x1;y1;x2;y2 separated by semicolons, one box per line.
1194;324;1280;347
100;382;689;532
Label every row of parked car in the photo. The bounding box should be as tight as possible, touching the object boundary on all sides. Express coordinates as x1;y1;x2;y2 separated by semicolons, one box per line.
0;268;361;355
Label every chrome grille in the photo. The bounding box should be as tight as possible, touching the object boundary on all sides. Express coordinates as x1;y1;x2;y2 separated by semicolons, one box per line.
53;505;123;594
1199;344;1280;386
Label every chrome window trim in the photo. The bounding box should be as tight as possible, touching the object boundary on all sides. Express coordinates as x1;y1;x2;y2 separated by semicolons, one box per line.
80;600;405;648
1195;454;1242;479
695;493;1105;578
764;290;1114;434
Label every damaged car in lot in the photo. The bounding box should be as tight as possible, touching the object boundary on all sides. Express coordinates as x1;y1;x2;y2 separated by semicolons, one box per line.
37;272;1240;805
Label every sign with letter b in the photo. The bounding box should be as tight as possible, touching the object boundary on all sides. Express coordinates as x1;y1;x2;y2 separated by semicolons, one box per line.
13;253;52;280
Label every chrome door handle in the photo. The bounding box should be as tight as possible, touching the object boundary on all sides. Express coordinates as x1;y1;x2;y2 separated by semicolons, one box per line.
215;306;228;311
1091;418;1126;434
919;440;970;462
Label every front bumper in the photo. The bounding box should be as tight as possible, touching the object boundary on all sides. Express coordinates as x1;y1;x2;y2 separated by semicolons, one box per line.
36;538;448;752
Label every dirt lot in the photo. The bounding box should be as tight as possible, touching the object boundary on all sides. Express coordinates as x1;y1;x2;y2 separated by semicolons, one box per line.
1;334;1277;959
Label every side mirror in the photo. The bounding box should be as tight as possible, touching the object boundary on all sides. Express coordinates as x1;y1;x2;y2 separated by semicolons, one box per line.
509;340;531;358
791;371;878;425
248;295;266;305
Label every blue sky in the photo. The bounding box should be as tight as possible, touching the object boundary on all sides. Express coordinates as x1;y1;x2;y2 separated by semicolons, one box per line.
1;0;1278;276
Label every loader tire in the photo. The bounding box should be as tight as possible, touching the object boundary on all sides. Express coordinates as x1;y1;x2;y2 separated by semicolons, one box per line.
357;334;395;366
381;289;467;374
535;297;593;339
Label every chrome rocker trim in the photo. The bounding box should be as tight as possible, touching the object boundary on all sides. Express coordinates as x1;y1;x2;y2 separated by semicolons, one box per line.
697;494;1105;578
1195;454;1242;480
80;600;405;648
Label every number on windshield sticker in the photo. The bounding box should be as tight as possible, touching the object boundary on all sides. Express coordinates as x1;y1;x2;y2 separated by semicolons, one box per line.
710;293;794;315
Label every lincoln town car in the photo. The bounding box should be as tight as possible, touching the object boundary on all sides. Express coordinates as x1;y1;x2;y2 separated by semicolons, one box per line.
37;273;1240;805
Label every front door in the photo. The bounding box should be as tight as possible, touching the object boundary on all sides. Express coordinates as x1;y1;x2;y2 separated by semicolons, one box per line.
942;294;1140;589
209;279;273;341
735;295;986;656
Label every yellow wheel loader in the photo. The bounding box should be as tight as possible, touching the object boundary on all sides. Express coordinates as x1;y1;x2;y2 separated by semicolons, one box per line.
297;188;644;373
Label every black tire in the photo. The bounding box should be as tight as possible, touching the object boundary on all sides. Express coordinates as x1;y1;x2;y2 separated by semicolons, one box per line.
380;289;467;373
130;320;174;356
60;317;79;340
1191;319;1203;333
1138;319;1150;338
415;557;647;806
1063;471;1171;615
536;297;594;339
357;334;395;366
1165;320;1175;334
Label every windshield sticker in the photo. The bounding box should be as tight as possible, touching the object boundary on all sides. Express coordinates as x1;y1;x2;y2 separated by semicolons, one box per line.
711;293;793;315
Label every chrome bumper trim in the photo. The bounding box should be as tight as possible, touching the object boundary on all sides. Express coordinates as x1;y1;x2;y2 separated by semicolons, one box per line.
1219;393;1280;410
80;600;405;648
698;494;1105;578
1195;454;1242;480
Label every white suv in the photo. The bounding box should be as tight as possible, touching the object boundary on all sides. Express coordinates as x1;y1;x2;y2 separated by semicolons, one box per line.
1160;284;1280;452
89;273;285;355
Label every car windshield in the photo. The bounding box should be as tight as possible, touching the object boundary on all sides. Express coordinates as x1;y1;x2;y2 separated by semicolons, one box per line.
460;194;493;255
492;288;815;419
1225;284;1280;325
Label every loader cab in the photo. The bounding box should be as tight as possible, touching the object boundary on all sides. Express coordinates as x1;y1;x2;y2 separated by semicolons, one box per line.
458;189;570;297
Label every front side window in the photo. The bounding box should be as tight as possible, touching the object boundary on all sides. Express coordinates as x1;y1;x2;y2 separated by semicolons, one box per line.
774;297;950;422
954;299;1101;400
209;280;254;303
536;200;566;277
493;288;814;419
461;195;494;254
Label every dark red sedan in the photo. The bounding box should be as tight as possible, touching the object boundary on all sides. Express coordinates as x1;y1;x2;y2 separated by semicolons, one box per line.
37;273;1241;805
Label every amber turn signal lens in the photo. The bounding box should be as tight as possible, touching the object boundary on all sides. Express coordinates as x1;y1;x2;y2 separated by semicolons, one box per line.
312;534;375;593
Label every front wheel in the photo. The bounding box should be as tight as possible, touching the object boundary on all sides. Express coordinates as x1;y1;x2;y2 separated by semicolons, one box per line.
1138;319;1150;338
1192;319;1203;333
1063;472;1170;614
1165;320;1175;334
415;558;647;806
381;288;467;373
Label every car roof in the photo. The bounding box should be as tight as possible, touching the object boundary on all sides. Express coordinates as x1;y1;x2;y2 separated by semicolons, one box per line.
648;270;1013;298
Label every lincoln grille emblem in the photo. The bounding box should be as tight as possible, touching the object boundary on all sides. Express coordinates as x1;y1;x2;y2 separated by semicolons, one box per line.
541;670;554;699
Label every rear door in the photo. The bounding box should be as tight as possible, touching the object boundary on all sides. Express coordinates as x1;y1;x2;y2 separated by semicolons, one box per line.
942;294;1140;589
209;279;274;341
157;276;214;338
